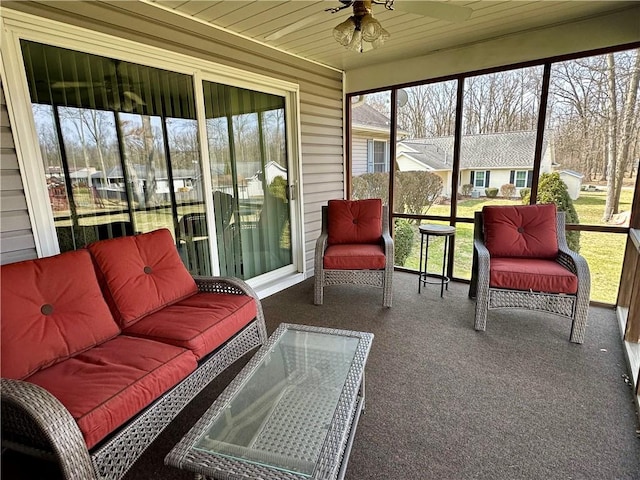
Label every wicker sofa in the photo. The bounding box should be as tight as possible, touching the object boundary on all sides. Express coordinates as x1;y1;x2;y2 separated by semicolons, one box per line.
1;228;268;480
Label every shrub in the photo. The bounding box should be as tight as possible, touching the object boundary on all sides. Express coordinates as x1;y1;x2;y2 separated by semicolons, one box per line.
485;187;499;198
519;187;531;200
268;176;288;201
522;172;580;252
351;172;389;201
394;171;443;220
461;184;473;196
500;183;516;198
394;219;414;266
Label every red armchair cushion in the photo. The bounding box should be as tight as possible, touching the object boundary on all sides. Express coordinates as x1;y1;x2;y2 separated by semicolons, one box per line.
26;335;197;449
123;292;257;360
483;204;559;258
88;229;198;328
327;199;382;245
1;250;120;380
490;257;578;294
323;244;386;270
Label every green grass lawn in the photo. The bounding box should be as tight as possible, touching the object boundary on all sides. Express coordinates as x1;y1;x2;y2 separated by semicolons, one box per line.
397;188;634;304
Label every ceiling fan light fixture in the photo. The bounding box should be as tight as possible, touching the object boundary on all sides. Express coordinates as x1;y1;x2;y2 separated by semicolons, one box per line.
371;26;389;48
346;28;364;52
333;16;357;46
359;13;381;42
333;1;390;53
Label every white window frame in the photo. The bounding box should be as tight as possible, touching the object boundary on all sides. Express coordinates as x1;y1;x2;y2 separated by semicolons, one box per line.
371;140;388;173
1;9;305;292
474;170;486;188
515;170;528;188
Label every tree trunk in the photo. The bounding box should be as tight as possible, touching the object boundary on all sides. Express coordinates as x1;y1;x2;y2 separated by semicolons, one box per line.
611;52;640;214
142;115;159;206
603;53;619;222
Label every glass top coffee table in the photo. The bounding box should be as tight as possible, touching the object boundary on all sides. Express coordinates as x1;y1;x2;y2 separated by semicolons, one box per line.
165;323;373;480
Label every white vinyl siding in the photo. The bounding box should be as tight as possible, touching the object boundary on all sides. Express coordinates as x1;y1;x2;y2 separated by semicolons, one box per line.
1;4;344;279
0;78;37;264
351;137;369;176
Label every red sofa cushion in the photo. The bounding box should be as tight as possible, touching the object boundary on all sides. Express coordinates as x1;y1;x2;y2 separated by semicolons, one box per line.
1;250;120;380
88;229;198;328
328;199;382;245
323;244;386;270
123;292;257;360
483;204;559;258
26;335;197;449
490;257;578;294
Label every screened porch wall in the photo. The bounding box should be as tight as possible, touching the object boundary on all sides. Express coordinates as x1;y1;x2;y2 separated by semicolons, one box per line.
2;1;345;276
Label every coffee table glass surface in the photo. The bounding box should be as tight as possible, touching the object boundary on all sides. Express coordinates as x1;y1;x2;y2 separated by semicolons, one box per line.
165;323;373;480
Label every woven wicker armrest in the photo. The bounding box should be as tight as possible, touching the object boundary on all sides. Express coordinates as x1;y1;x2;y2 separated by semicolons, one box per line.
381;231;394;263
194;275;257;297
1;378;97;480
194;276;268;343
473;238;491;266
314;232;329;273
556;247;587;276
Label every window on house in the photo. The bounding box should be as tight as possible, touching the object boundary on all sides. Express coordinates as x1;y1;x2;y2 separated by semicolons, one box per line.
371;140;387;173
511;170;532;188
472;170;488;188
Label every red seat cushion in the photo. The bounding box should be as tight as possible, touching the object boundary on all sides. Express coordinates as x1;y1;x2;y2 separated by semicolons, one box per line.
88;228;198;328
25;335;196;449
490;257;578;294
323;244;386;270
327;199;382;245
1;250;120;380
483;204;559;258
122;292;257;360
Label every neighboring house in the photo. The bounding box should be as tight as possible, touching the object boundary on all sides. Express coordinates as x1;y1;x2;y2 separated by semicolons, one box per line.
557;169;584;200
351;102;408;175
91;165;200;201
397;131;555;197
353;103;554;198
247;160;288;198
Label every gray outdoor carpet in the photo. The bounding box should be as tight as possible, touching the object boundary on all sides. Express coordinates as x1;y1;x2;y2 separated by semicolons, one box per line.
3;271;639;479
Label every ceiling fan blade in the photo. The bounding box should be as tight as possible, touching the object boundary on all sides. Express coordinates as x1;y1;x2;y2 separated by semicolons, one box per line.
394;1;472;23
265;12;327;41
51;81;103;89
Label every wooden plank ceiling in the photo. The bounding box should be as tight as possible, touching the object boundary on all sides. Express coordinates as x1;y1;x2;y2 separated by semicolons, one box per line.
145;1;637;71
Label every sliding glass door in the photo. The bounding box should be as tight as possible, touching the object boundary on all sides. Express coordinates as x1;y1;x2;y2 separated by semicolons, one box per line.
203;82;292;279
20;40;295;281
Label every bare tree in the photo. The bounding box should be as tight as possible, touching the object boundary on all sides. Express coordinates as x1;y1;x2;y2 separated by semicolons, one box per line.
603;51;640;221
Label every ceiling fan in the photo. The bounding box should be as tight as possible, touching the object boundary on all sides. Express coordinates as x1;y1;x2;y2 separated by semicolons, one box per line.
265;0;473;52
51;60;146;112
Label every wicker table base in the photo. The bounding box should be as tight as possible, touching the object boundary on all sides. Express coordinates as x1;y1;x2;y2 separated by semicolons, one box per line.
165;323;373;480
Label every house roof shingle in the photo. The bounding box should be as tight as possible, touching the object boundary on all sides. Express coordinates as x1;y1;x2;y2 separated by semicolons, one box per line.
401;130;547;170
351;103;390;129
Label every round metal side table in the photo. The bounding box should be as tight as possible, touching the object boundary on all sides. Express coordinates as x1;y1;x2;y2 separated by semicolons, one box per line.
418;224;456;297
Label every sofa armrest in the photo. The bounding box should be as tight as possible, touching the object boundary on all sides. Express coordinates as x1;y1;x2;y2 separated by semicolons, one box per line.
193;276;268;343
1;378;97;480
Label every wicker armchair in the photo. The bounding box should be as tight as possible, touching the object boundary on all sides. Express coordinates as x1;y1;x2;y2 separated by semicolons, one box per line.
469;204;590;343
314;199;393;307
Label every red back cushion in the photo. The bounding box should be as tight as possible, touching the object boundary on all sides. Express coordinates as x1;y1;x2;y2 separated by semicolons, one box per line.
1;250;120;380
88;229;198;328
327;199;382;245
482;204;559;258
